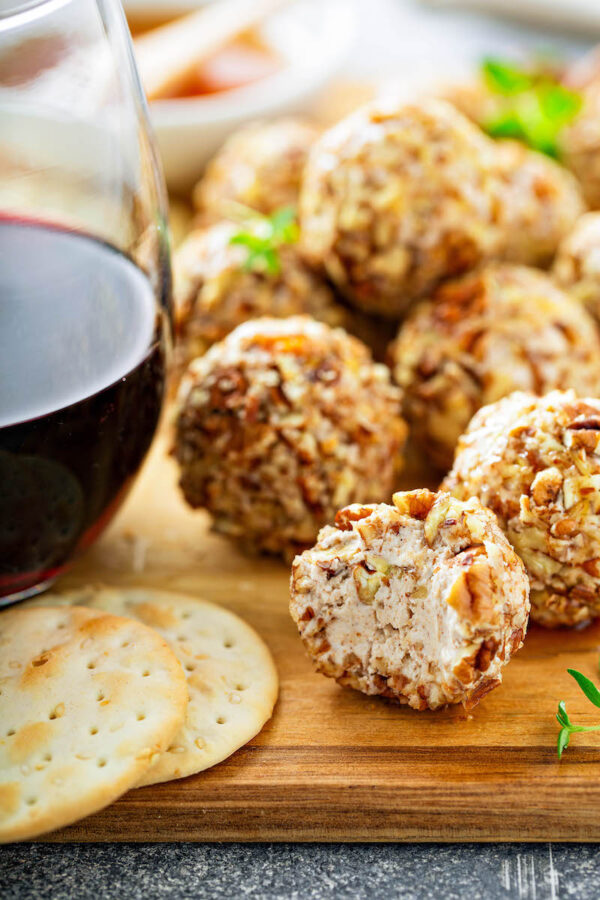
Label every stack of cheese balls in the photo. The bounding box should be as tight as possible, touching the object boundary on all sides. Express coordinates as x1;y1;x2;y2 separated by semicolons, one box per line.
173;87;600;711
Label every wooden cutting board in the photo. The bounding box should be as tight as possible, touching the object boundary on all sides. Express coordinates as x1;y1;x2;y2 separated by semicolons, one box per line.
41;426;600;843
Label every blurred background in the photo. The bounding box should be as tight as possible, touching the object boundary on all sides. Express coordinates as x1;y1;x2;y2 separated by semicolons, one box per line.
122;0;596;196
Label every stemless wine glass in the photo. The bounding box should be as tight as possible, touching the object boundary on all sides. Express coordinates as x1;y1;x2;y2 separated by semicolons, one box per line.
0;0;172;603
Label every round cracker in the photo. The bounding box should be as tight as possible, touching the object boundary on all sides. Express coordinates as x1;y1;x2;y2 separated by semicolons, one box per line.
29;587;279;785
0;605;188;843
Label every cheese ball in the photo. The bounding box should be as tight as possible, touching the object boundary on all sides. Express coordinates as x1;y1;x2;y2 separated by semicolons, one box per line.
444;73;593;215
561;96;600;210
553;212;600;323
443;391;600;628
561;52;600;209
173;222;351;364
290;489;529;710
299;98;503;318
173;222;397;368
389;264;600;471
440;78;499;129
192;118;319;223
174;317;407;559
493;141;585;268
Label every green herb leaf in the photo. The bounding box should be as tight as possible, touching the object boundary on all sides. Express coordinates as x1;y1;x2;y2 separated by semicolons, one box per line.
479;57;581;158
485;112;524;141
230;233;267;252
556;700;571;727
262;247;280;275
228;206;299;275
557;727;570;759
539;82;582;123
555;663;600;759
568;668;600;709
270;206;297;232
482;58;533;94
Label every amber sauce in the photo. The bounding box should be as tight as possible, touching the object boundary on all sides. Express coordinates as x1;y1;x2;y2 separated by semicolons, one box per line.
127;13;281;99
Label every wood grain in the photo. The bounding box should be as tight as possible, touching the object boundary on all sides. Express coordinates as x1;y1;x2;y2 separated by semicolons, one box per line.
41;428;600;842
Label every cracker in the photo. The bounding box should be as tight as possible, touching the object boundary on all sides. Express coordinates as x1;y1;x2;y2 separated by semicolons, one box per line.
29;587;279;785
0;605;188;842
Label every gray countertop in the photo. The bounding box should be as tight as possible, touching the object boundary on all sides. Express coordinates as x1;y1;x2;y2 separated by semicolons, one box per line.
2;843;600;899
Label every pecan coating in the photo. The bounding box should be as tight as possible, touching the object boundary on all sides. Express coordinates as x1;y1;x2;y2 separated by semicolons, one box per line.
493;140;585;268
554;212;600;324
561;52;600;210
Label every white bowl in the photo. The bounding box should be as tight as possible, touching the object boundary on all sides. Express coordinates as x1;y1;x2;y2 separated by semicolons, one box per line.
128;0;357;194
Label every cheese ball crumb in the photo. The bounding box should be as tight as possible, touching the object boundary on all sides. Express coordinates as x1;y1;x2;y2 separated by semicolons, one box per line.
174;317;407;559
389;264;600;470
192;118;319;223
299;98;503;318
290;489;529;710
443;390;600;628
173;222;350;364
553;212;600;323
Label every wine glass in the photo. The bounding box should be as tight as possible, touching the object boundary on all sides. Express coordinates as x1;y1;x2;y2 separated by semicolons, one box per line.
0;0;172;604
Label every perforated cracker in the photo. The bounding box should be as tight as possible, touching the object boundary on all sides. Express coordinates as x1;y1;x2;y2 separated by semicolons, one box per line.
0;605;188;842
30;588;279;785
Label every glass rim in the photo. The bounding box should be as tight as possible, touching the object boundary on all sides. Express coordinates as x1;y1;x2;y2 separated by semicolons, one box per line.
0;0;75;28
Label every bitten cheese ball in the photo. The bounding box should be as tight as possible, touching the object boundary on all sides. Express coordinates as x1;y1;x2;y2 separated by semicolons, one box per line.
173;222;351;364
553;212;600;323
443;391;600;628
493;141;585;268
389;264;600;471
174;317;407;559
299;98;503;318
192;118;319;223
290;489;529;710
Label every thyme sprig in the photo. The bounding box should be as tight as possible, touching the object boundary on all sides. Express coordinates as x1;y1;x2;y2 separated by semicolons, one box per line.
556;667;600;759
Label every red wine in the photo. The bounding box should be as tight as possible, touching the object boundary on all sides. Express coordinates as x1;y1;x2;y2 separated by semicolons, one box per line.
0;218;169;600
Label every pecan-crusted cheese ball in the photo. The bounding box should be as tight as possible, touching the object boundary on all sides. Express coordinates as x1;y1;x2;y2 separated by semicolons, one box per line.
443;74;594;215
561;92;600;210
561;53;600;210
439;79;498;128
174;317;407;559
290;489;529;710
389;264;600;471
173;222;351;364
299;98;504;318
192;118;319;223
443;391;600;628
493;141;585;267
553;213;600;322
